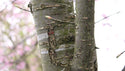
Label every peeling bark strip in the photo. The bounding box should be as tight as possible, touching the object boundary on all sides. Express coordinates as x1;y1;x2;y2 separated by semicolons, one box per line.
29;0;74;71
36;4;66;11
46;17;74;68
71;0;98;71
47;19;57;65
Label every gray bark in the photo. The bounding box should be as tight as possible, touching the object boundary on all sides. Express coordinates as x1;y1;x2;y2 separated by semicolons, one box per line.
122;66;125;71
29;0;74;71
71;0;98;71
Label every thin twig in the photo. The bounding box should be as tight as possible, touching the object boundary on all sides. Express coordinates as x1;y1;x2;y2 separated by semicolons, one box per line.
13;33;36;48
116;50;125;58
5;33;36;56
95;11;120;23
14;4;30;12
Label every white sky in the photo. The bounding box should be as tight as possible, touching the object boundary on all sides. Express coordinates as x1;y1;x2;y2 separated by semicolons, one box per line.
95;0;125;71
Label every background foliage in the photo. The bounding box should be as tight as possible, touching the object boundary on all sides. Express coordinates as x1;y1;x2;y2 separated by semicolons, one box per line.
0;0;42;71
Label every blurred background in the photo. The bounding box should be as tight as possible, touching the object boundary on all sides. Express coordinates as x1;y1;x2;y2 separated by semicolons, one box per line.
0;0;42;71
0;0;125;71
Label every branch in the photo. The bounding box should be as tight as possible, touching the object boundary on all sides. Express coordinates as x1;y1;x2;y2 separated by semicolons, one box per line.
11;0;17;3
45;11;120;25
14;4;30;12
13;33;36;48
5;33;36;56
95;11;120;23
116;50;125;58
8;36;15;46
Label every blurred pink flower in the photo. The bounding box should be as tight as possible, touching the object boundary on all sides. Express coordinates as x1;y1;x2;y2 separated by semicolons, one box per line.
31;41;36;45
27;27;34;32
10;70;16;71
4;58;9;64
8;53;16;58
17;44;23;49
106;48;110;51
16;61;25;70
13;13;23;18
31;66;37;71
17;48;24;56
102;23;112;27
25;46;31;51
102;14;108;19
0;49;4;55
30;62;38;71
4;62;13;69
13;0;27;5
0;56;10;64
124;40;125;43
0;56;5;63
0;56;12;69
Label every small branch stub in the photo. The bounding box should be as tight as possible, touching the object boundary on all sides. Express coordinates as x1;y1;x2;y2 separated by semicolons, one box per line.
28;2;33;13
45;16;52;19
83;17;88;20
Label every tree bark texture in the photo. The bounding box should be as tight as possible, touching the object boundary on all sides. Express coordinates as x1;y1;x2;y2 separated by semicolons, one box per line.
29;0;74;71
71;0;98;71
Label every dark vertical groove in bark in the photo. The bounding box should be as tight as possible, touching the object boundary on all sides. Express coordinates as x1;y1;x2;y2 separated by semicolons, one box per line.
30;0;74;71
71;0;97;71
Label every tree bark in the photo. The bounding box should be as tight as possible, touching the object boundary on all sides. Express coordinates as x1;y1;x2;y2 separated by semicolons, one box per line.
71;0;98;71
122;66;125;71
29;0;74;71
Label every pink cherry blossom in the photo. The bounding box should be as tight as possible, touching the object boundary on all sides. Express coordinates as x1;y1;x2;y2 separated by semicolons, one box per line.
0;48;4;55
8;53;16;58
31;66;37;71
31;41;36;45
17;44;23;49
17;48;24;56
16;61;25;70
102;23;112;27
12;0;27;5
0;56;5;63
102;14;108;19
24;46;31;51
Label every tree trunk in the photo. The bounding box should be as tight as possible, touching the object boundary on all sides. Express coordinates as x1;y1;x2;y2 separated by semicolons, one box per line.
122;66;125;71
71;0;98;71
29;0;74;71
